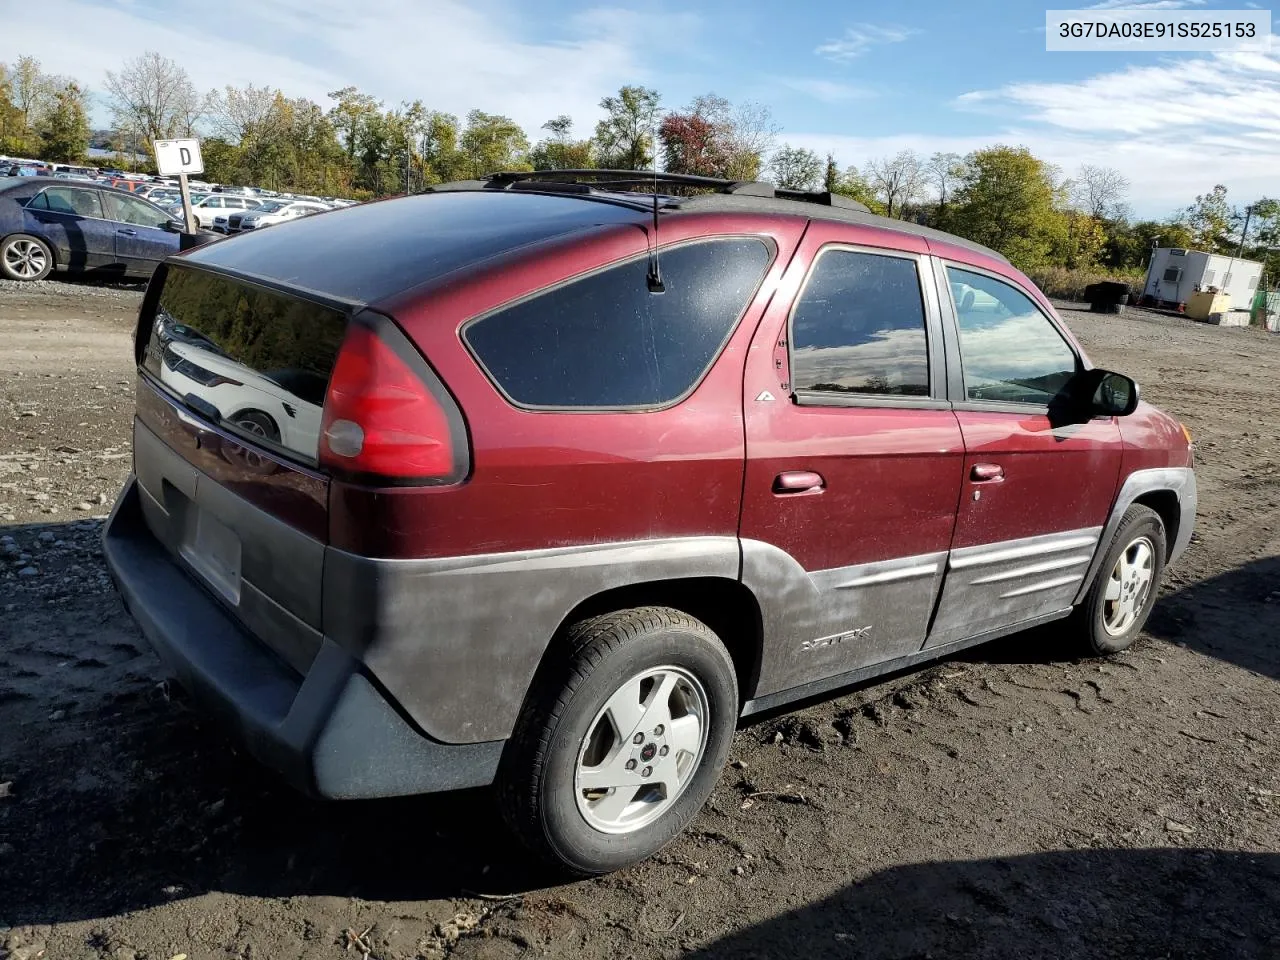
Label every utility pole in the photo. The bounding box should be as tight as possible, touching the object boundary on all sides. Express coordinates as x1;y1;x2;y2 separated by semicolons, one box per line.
1222;204;1253;300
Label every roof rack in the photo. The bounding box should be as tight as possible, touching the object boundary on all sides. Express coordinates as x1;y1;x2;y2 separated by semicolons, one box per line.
425;169;872;214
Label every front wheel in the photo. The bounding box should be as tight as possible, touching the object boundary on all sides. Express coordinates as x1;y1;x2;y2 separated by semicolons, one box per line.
1;234;54;281
498;607;738;877
1075;504;1167;655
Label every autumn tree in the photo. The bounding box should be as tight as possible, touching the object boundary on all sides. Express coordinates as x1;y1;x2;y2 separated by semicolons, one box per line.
946;146;1067;270
866;150;923;219
660;110;729;177
105;52;201;145
593;85;660;169
769;145;823;191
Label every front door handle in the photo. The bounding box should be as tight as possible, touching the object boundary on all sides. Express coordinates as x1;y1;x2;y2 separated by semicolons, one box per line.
773;470;825;495
971;463;1004;482
117;228;137;236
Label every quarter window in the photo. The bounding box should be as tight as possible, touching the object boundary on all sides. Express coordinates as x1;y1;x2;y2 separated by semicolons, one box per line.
35;187;103;218
465;238;772;408
790;248;930;397
947;267;1078;406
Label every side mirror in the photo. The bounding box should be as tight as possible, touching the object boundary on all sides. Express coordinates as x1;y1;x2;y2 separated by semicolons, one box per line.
1074;368;1139;417
164;219;184;232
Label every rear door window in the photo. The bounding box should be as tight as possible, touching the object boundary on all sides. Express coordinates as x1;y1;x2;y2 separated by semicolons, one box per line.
789;248;931;398
464;238;773;408
141;266;348;460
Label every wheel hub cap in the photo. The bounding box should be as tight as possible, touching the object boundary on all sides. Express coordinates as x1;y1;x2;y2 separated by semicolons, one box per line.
574;665;709;835
1103;535;1156;637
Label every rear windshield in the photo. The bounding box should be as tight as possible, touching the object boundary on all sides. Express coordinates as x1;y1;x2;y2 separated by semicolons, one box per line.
141;266;347;460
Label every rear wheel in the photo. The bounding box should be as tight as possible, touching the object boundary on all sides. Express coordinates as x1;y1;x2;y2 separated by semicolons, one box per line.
1076;505;1166;654
498;606;738;877
1;234;53;282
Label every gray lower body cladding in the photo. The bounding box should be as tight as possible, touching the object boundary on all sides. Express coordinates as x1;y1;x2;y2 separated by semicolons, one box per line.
102;477;502;798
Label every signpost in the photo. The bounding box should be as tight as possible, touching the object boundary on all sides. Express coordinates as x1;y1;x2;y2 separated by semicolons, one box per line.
152;138;204;236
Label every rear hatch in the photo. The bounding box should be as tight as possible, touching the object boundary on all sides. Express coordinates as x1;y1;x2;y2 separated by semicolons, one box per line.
131;264;349;674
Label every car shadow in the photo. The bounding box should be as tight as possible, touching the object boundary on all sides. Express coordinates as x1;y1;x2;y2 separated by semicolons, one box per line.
683;847;1280;959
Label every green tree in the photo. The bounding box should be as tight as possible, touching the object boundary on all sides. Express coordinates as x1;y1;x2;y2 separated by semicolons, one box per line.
946;146;1068;270
769;145;823;191
832;163;882;213
1181;184;1234;252
38;82;90;161
529;115;594;170
327;85;381;162
458;110;529;178
593;85;660;169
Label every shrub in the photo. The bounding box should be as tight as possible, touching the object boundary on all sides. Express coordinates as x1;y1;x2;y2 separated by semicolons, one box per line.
1026;265;1147;302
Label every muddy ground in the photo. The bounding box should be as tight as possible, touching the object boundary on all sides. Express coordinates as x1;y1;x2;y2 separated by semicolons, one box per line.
0;278;1276;960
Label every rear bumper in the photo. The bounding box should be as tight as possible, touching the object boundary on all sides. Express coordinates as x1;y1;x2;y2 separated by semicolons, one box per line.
102;475;502;799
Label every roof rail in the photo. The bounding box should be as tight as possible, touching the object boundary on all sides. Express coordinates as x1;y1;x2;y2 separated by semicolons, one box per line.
774;188;871;213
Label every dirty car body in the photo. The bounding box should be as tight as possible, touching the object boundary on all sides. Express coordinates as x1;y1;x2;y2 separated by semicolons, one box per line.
103;175;1195;873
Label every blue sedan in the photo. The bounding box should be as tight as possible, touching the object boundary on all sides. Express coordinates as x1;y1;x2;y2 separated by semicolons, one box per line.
0;177;186;282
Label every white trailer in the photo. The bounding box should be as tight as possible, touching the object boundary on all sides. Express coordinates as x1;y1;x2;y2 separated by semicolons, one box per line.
1143;247;1263;309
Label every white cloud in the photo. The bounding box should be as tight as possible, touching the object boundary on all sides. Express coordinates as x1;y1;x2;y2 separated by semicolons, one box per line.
815;24;916;63
958;52;1280;136
0;0;696;139
774;77;875;103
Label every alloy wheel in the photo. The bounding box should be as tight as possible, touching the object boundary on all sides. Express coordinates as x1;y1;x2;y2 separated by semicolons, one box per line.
4;239;49;279
574;665;710;834
1103;535;1155;636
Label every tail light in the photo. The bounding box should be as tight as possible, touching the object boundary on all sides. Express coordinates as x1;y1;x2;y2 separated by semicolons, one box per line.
319;314;469;484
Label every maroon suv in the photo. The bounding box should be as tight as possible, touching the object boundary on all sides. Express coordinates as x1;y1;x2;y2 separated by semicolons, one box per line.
104;171;1196;875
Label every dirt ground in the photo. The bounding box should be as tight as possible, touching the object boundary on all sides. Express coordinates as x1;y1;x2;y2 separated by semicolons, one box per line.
0;278;1276;960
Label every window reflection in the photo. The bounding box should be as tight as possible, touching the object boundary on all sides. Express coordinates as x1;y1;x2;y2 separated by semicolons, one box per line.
948;268;1077;405
791;250;929;397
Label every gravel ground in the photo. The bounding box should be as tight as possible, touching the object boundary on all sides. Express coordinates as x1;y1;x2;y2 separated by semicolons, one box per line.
0;281;1276;960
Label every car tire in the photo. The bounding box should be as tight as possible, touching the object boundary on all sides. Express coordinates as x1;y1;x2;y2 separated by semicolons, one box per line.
1;233;54;282
498;606;738;877
1075;504;1166;655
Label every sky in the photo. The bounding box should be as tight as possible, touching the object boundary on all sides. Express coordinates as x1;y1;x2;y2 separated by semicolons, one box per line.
1;0;1277;218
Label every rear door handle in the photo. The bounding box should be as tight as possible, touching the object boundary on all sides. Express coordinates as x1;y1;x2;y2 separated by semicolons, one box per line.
970;463;1004;482
773;470;825;495
117;228;137;236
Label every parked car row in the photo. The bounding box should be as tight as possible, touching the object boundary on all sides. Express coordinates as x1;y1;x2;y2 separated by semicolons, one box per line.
0;156;360;282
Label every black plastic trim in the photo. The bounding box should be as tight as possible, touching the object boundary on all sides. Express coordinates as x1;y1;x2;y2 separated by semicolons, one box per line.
740;606;1073;718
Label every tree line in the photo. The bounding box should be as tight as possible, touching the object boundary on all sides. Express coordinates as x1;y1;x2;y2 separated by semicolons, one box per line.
1;52;1276;286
